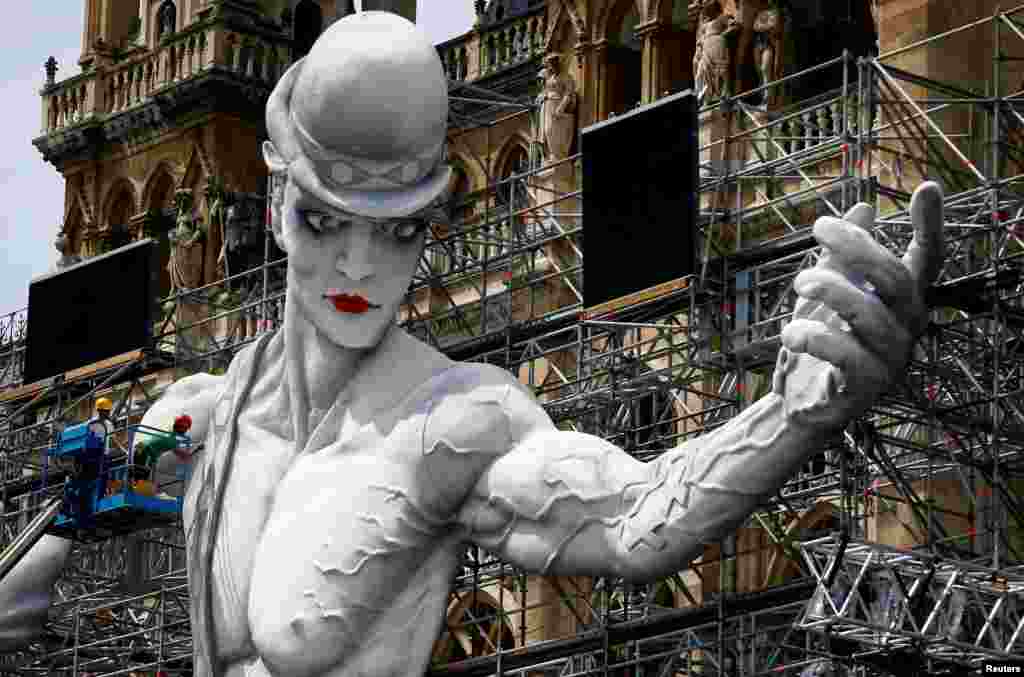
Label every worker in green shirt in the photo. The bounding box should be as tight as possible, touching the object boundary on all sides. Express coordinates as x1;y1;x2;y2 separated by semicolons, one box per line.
131;415;193;493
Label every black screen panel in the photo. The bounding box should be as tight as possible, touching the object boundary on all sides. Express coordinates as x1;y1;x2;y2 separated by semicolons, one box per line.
581;90;697;309
23;239;156;383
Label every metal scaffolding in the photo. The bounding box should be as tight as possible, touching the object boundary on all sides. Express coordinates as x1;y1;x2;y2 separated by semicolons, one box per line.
1;4;1024;675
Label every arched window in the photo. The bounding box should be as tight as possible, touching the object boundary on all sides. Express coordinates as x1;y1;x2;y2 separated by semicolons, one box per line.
148;171;176;215
147;171;176;298
497;144;530;209
604;1;643;116
293;0;323;60
105;186;135;252
448;166;473;224
156;0;177;40
108;188;133;228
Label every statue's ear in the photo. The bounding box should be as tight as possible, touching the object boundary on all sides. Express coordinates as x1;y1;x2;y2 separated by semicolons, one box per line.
263;141;288;173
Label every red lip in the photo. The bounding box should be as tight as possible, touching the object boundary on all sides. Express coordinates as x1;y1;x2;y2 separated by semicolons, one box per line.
322;293;379;314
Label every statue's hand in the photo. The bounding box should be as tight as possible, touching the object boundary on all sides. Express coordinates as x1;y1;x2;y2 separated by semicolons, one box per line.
773;182;944;428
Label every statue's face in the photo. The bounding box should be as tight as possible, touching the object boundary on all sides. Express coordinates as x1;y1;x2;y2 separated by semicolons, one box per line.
275;175;427;349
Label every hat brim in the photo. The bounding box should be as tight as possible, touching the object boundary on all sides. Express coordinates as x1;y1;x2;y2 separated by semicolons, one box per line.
290;152;452;219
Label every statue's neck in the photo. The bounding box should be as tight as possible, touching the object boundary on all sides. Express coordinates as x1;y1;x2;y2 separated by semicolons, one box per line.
283;293;369;415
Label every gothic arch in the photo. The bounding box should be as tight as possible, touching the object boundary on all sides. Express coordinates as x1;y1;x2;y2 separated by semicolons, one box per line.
63;196;87;256
447;151;484;194
492;135;532;208
447;139;489;189
142;162;180;212
432;587;521;663
491;133;533;179
446;155;477;225
594;0;645;43
181;146;207;196
544;0;586;51
102;178;138;228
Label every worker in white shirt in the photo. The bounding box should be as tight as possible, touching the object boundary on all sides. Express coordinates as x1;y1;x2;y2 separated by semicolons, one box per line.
87;398;115;453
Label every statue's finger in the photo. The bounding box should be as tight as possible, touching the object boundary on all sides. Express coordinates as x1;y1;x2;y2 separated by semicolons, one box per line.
813;216;915;311
843;203;876;232
902;181;945;287
781;319;877;376
795;268;912;371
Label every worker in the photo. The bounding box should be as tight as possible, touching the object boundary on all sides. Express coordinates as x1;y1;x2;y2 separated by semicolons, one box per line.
88;398;115;451
131;414;193;496
69;398;114;527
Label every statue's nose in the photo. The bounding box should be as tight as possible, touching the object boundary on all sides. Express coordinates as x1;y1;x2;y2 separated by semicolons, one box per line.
336;222;374;281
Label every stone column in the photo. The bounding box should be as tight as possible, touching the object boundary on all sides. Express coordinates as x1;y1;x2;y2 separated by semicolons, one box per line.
636;20;664;105
591;39;609;122
572;40;594;128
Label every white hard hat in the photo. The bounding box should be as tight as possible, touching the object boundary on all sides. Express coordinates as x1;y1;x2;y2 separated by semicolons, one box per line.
266;11;451;218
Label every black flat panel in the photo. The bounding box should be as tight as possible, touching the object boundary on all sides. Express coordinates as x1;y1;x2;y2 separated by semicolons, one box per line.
581;90;698;309
23;240;156;383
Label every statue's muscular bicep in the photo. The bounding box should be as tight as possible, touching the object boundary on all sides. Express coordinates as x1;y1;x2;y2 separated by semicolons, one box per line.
457;417;655;577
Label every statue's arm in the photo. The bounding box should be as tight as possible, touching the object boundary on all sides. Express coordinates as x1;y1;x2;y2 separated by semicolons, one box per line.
0;372;224;649
457;380;826;583
460;183;946;582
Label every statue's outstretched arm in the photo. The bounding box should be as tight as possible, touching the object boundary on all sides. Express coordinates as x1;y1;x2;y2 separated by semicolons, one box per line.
457;384;828;582
459;183;945;583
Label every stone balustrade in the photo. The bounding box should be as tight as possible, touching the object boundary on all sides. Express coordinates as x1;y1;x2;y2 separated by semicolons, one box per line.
769;93;854;155
479;12;546;77
40;20;291;135
438;8;546;84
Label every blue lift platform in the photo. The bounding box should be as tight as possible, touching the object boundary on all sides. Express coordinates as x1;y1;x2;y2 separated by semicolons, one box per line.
44;422;186;542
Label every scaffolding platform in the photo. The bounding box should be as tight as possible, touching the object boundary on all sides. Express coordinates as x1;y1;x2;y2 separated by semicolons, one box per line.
49;489;181;542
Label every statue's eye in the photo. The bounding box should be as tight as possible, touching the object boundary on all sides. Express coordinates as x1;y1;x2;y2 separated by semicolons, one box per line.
389;220;426;243
304;211;345;233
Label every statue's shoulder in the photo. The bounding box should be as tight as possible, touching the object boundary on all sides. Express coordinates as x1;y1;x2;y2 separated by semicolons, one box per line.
418;362;548;455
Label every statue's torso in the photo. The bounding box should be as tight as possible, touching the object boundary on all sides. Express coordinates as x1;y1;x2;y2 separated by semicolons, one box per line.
191;335;504;677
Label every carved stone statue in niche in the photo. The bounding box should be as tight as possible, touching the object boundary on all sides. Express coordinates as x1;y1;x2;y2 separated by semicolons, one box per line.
53;231;82;270
536;53;577;163
694;0;740;103
167;188;206;292
157;0;177;40
752;1;792;108
204;176;228;279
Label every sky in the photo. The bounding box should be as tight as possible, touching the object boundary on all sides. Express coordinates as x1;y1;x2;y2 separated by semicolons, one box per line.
0;1;475;318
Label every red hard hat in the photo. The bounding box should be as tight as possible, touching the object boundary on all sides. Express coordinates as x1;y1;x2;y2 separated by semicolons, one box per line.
174;414;192;430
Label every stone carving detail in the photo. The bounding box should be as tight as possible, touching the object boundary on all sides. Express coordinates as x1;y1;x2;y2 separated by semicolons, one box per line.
157;0;177;40
53;230;82;270
752;2;792;108
537;53;577;163
168;188;205;292
694;0;740;103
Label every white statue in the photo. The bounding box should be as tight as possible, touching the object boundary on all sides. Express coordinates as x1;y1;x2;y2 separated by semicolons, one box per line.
694;0;740;102
537;53;577;163
0;11;947;677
